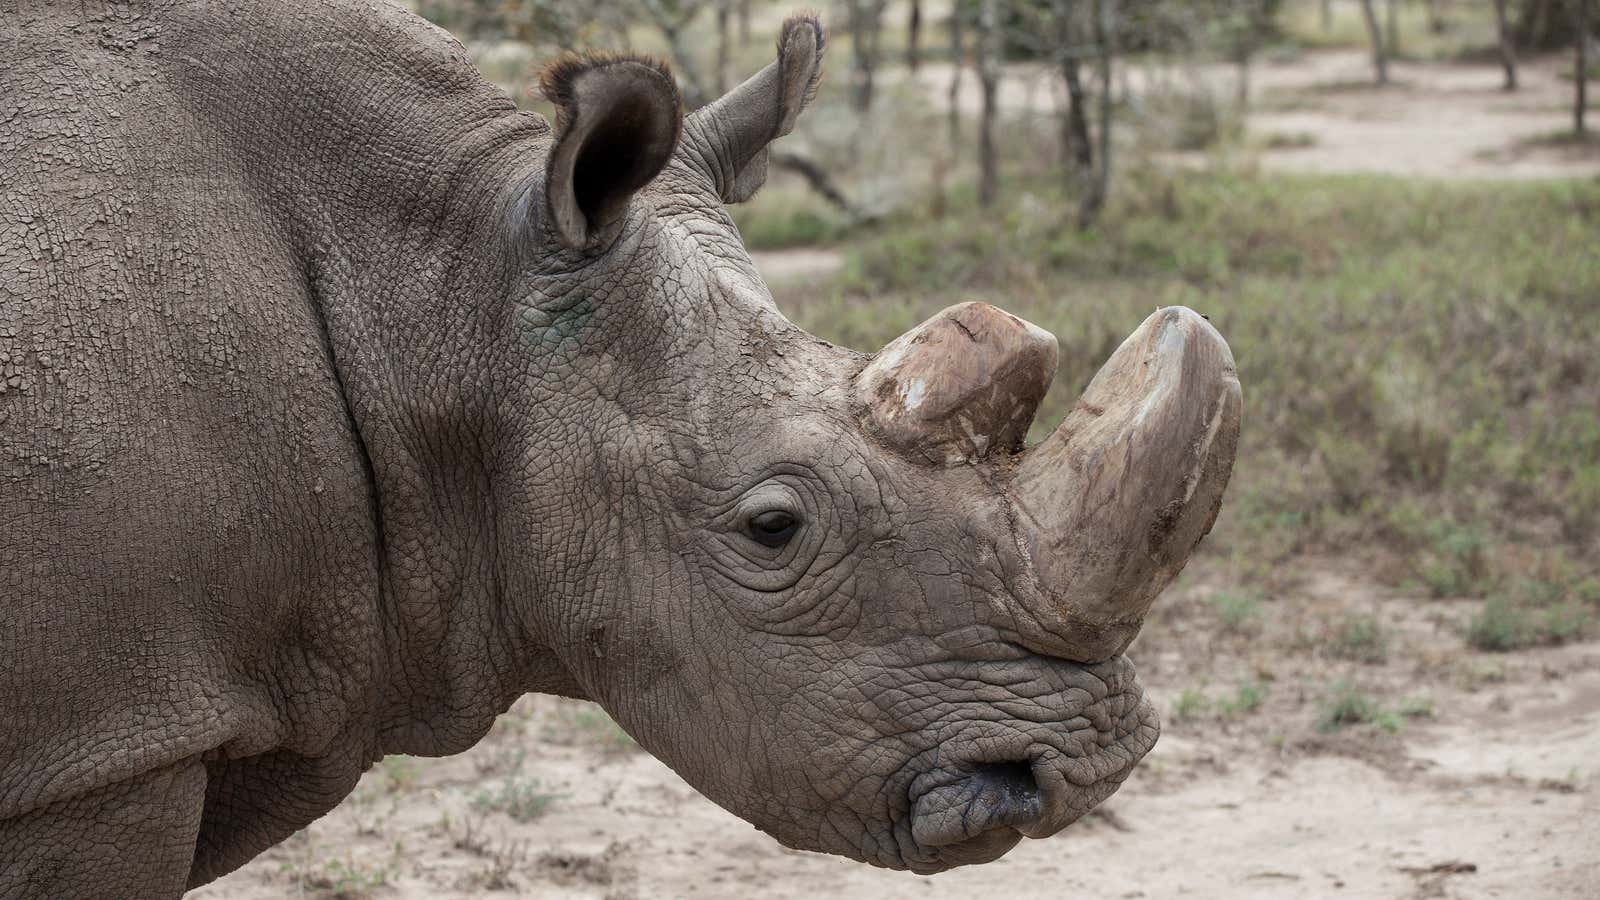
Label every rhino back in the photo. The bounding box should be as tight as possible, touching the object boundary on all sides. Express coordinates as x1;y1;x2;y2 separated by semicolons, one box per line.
1;2;395;825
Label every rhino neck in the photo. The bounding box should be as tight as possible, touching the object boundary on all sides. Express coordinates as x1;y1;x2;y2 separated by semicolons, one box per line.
163;0;584;753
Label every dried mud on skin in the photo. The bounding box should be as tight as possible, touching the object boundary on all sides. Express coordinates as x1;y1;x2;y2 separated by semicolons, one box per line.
194;558;1600;900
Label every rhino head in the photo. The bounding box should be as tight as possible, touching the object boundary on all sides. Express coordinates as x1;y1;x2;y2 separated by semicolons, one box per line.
508;16;1240;873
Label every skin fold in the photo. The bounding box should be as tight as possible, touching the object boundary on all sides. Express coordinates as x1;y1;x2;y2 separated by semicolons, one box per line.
1;1;1236;896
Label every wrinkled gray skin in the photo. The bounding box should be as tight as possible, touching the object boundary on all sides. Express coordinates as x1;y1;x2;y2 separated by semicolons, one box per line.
1;2;1238;897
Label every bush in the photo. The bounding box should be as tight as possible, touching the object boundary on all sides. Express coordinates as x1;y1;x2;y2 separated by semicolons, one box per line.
1465;581;1595;652
1316;682;1400;733
1219;680;1267;716
1330;614;1389;663
472;777;562;823
1171;687;1209;722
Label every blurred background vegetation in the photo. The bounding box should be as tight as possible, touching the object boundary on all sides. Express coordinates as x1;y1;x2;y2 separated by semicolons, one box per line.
413;0;1598;652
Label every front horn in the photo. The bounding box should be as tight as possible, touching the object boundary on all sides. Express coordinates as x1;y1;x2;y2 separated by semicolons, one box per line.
1011;306;1242;662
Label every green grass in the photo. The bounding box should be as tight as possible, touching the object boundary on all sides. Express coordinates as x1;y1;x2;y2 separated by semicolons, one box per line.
542;703;639;755
1279;0;1500;62
783;169;1600;634
1315;682;1439;733
471;776;562;823
1329;614;1389;663
1219;680;1267;716
378;755;420;793
731;185;855;250
1171;687;1209;722
1171;679;1268;722
277;833;398;900
1467;589;1594;651
1209;590;1264;632
1316;681;1400;733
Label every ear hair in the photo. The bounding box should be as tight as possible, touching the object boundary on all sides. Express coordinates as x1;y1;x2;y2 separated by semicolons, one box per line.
772;13;826;133
679;13;825;204
538;53;683;249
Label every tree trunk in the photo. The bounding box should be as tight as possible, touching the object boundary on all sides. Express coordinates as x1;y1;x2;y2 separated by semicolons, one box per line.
1494;0;1518;90
1237;54;1251;112
908;0;923;72
715;1;731;94
1386;0;1401;59
1359;0;1389;85
1080;0;1114;229
1425;0;1444;32
977;0;1002;207
848;0;887;112
640;0;711;108
1532;0;1554;46
1321;0;1333;31
1062;56;1093;183
738;0;751;44
1579;0;1591;136
1054;0;1092;183
948;3;965;162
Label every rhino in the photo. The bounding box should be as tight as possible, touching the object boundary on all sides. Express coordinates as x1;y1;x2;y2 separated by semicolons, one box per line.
0;1;1241;895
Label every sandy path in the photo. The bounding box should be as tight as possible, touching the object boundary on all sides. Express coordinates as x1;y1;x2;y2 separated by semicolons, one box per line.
906;49;1598;180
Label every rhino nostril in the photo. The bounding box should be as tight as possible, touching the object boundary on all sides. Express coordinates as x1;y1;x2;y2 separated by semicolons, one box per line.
971;760;1041;810
910;759;1043;851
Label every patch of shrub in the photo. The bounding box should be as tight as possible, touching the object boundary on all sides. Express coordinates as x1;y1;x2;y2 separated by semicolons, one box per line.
1316;682;1400;733
472;777;562;823
1219;680;1267;716
1329;614;1389;663
1209;590;1264;632
1171;688;1209;722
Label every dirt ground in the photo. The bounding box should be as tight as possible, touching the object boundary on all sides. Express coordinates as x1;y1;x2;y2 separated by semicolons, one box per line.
193;553;1600;900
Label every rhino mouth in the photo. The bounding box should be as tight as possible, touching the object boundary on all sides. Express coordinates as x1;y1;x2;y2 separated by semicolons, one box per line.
881;654;1159;873
905;761;1039;870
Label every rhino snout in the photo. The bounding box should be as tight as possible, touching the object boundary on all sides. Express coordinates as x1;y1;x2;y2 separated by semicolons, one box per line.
908;760;1040;868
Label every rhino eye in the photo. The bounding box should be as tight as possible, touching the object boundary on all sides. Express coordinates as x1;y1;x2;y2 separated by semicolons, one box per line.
746;510;800;548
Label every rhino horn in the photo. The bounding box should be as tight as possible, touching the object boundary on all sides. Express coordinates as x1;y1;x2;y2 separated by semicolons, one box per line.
855;302;1059;466
1010;306;1242;662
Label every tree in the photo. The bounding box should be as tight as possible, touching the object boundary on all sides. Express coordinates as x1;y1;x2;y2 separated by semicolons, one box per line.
1358;0;1389;84
1385;0;1401;57
1517;0;1590;49
715;0;732;93
1219;0;1274;112
1424;0;1445;32
846;0;890;111
639;0;713;107
908;0;924;71
977;0;1003;206
1578;0;1591;136
947;3;968;161
1050;0;1094;188
1081;0;1115;228
1001;0;1119;224
1494;0;1520;89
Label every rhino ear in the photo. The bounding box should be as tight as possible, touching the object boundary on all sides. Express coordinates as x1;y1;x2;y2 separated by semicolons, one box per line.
540;54;683;249
680;14;824;204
